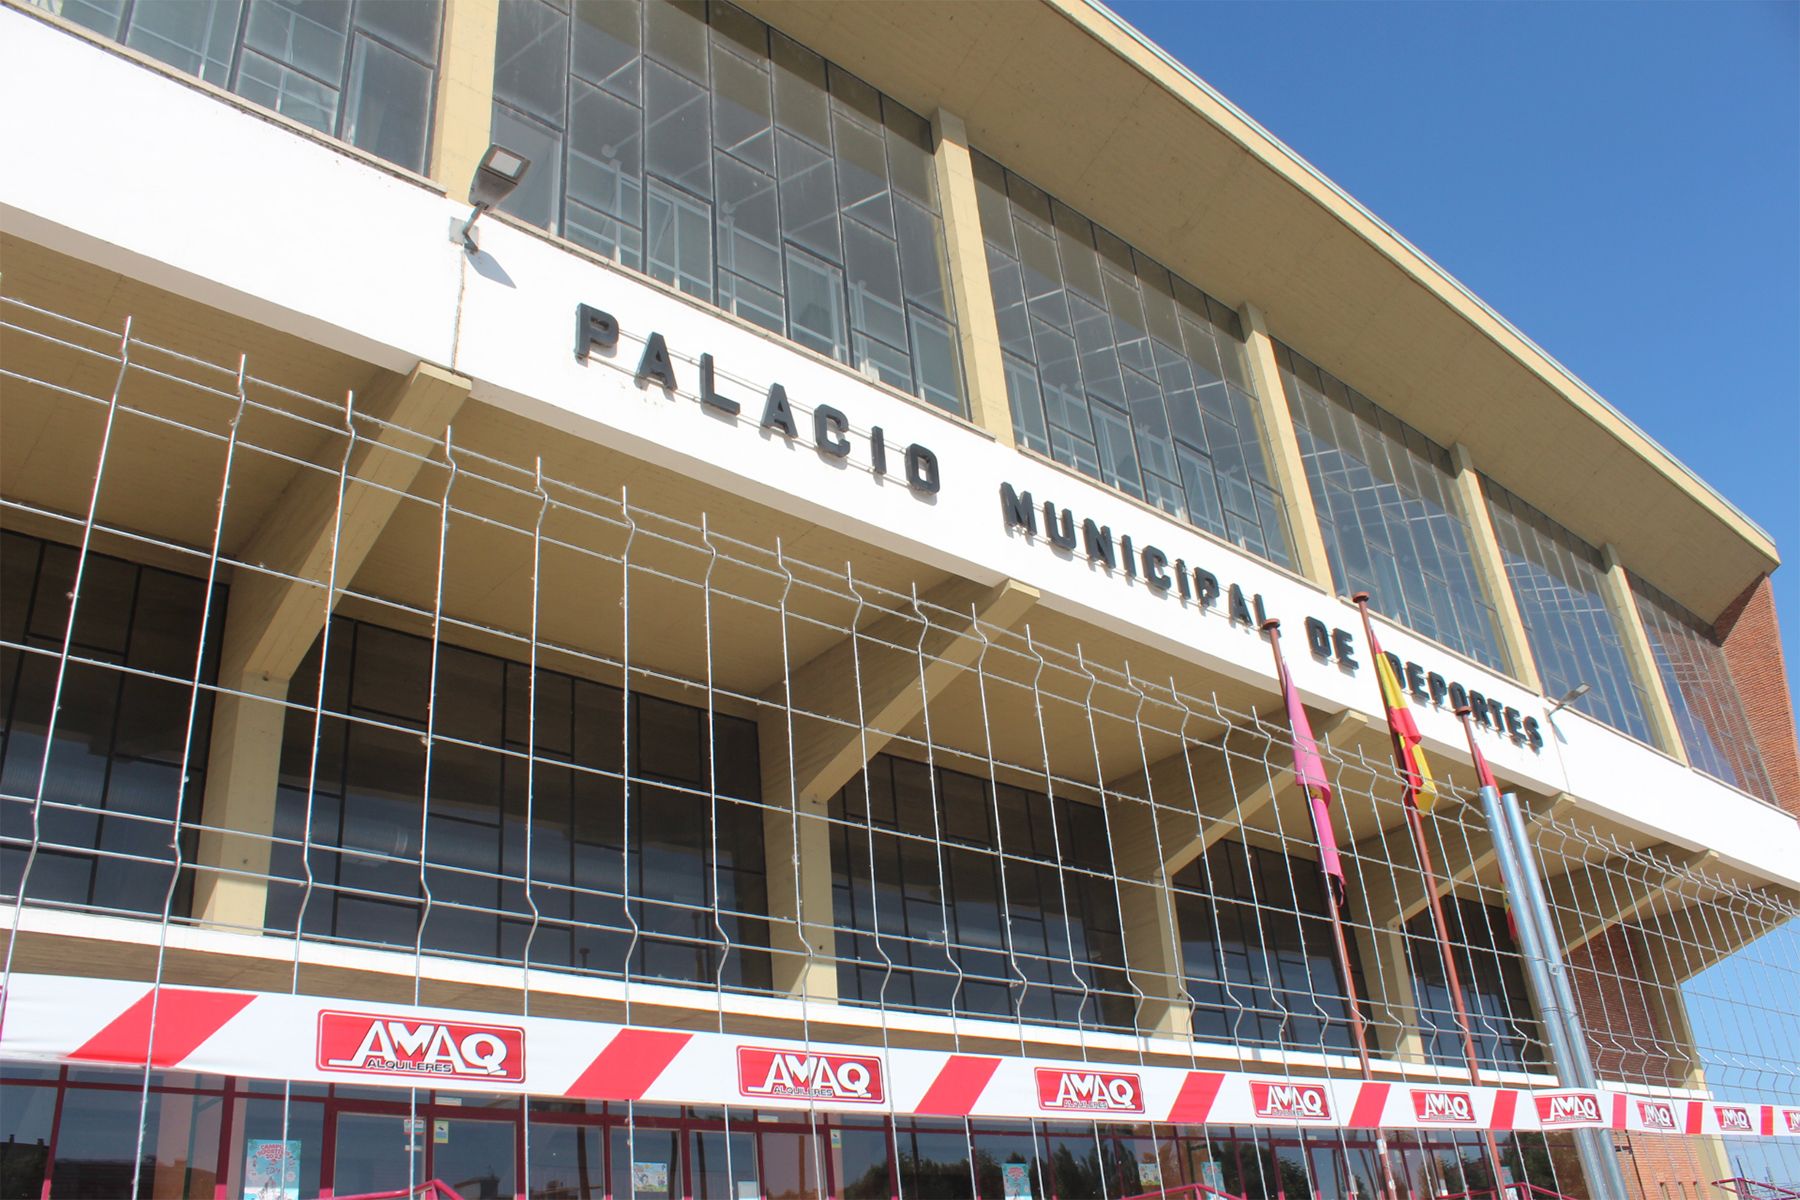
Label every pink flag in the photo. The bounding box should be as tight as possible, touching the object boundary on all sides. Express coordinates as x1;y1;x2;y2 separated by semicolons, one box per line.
1271;634;1346;905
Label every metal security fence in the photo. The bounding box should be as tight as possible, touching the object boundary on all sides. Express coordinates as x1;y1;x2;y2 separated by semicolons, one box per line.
2;289;1797;1198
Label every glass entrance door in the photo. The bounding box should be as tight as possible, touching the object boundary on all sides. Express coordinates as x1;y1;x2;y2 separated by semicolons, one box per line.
432;1117;517;1200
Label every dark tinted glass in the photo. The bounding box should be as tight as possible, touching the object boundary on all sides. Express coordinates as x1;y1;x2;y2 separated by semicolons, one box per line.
829;755;1133;1031
262;615;770;993
1172;839;1373;1056
0;531;224;919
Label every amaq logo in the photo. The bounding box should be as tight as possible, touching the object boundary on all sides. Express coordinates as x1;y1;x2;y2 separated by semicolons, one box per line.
1636;1101;1678;1130
1251;1081;1332;1122
1783;1110;1800;1134
737;1048;884;1104
317;1011;524;1082
1411;1089;1477;1124
1535;1093;1603;1126
1034;1069;1144;1114
1713;1106;1753;1133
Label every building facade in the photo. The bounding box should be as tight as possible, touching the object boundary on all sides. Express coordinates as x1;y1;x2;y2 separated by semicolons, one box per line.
1;2;1798;1199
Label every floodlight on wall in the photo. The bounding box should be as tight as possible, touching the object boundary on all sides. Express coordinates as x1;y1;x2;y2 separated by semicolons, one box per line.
1547;682;1592;715
455;143;531;253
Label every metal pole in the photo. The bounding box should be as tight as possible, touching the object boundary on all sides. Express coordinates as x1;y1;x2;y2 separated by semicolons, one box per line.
1478;782;1632;1200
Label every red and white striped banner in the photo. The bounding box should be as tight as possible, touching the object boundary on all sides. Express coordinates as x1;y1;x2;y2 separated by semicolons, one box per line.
3;975;1794;1137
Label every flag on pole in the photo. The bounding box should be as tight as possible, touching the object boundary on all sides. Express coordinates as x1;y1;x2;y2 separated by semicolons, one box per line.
1356;601;1438;813
1264;621;1346;905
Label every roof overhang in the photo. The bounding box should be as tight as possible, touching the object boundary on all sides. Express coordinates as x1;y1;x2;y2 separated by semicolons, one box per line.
739;0;1778;622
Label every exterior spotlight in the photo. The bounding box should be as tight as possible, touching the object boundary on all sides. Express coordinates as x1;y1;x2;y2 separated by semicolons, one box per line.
457;143;530;252
1547;682;1592;715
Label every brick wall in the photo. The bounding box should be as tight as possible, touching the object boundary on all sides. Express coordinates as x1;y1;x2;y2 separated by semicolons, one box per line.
1716;574;1800;821
1565;924;1727;1199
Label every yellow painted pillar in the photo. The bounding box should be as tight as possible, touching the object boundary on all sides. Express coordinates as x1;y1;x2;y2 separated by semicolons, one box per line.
1601;543;1688;761
931;108;1015;444
429;0;501;195
1449;444;1543;691
1236;304;1334;589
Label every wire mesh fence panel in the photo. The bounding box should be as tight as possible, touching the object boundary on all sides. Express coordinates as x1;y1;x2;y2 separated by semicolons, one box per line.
2;289;1797;1197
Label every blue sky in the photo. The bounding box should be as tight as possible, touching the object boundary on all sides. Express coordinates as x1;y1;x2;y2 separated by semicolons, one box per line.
1108;0;1800;707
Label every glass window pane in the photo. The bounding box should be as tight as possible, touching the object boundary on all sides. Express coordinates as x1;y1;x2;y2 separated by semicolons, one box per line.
494;0;569;121
353;0;438;61
236;47;340;133
243;0;350;84
491;106;564;231
643;0;706;82
643;58;710;195
843;219;906;349
832;110;894;235
853;331;911;392
895;196;949;317
715;153;781;290
572;0;641;98
568;78;643;223
770;30;829;147
647;178;713;300
344;34;432;172
786;246;848;362
123;0;242;86
775;128;840;259
711;39;773;169
909;308;964;416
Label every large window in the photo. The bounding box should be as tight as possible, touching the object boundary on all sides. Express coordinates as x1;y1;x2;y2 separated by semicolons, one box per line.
1171;840;1373;1056
44;0;442;174
828;754;1133;1030
971;154;1294;568
1406;897;1544;1074
1484;480;1652;742
490;0;966;414
1632;578;1774;800
1;531;223;919
1277;344;1510;673
263;616;771;993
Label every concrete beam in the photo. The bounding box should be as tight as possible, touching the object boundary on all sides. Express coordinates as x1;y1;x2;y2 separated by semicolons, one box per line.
760;575;1038;1000
1355;793;1574;931
1542;844;1715;955
1104;708;1360;1037
192;364;468;930
1109;708;1365;881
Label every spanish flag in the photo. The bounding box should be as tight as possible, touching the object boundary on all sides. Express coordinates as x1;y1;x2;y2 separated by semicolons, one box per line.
1354;596;1438;813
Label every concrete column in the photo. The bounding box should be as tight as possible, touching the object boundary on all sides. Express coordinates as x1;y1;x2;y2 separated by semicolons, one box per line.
760;576;1038;1000
192;364;468;930
1105;796;1192;1038
932;108;1015;445
1601;543;1688;761
1355;924;1424;1064
1449;443;1543;691
1236;304;1333;589
191;674;291;930
429;0;501;194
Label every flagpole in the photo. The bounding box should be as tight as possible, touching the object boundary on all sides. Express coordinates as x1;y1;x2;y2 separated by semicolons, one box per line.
1261;617;1400;1200
1353;595;1511;1195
